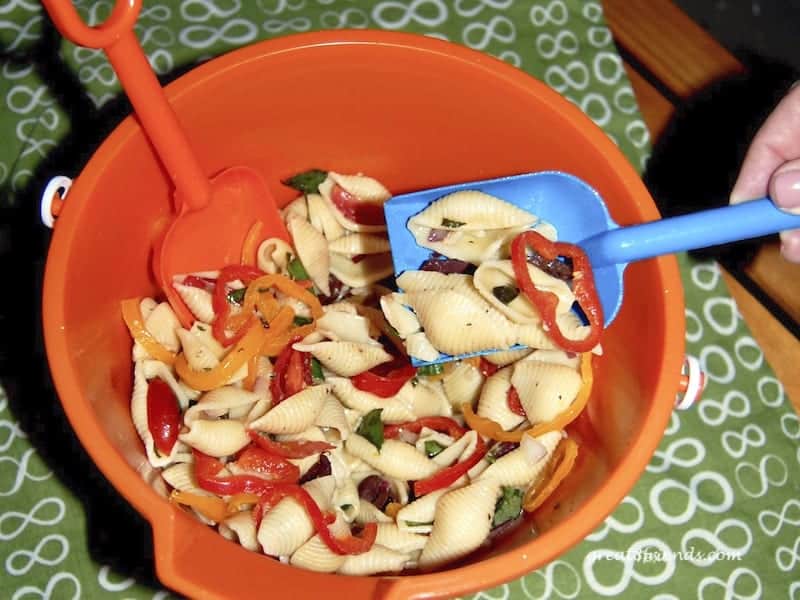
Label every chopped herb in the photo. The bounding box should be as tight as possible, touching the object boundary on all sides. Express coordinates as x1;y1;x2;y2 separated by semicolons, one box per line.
227;287;246;305
287;257;310;281
410;377;420;387
424;440;446;458
356;408;384;450
310;357;325;384
293;315;313;327
404;520;434;528
417;363;444;377
340;503;354;512
386;323;400;337
196;324;206;332
493;487;523;528
283;169;328;194
441;217;466;228
492;285;519;305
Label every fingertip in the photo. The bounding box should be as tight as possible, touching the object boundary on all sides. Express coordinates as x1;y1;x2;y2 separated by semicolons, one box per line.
779;230;800;263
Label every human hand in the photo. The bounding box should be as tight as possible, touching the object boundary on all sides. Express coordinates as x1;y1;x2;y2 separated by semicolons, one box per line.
730;83;800;262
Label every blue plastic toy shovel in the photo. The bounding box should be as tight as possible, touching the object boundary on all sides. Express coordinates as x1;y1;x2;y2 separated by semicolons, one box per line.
384;171;800;364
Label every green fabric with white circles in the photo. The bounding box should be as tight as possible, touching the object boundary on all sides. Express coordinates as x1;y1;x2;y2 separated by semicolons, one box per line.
1;1;798;598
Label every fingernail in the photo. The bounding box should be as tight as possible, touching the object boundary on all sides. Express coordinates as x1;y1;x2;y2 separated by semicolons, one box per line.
779;231;800;263
772;169;800;211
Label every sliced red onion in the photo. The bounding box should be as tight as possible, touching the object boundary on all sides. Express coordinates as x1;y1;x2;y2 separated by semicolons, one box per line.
397;429;418;445
521;434;547;464
427;228;450;242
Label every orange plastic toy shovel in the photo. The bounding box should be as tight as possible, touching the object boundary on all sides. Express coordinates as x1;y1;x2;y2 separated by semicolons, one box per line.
42;0;287;327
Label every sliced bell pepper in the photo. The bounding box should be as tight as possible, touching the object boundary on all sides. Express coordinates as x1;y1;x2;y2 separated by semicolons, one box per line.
270;337;311;405
249;431;334;459
384;416;467;441
146;378;181;456
525;352;593;437
510;231;603;353
478;357;499;378
330;183;385;226
522;437;578;512
460;402;528;443
235;446;301;482
211;264;265;346
193;449;298;496
506;386;526;417
412;435;487;497
170;489;228;523
181;274;215;291
120;297;176;365
351;360;417;398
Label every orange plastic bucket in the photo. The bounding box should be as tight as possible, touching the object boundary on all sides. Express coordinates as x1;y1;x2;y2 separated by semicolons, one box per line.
42;31;684;600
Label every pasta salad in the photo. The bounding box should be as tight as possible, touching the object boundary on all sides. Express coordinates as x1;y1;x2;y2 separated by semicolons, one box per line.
122;170;599;575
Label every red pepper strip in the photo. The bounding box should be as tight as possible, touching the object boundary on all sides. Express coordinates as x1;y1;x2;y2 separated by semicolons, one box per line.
249;430;334;459
351;362;417;398
330;184;385;226
235;446;302;481
193;450;298;496
384;416;468;441
182;274;215;291
270;336;309;406
146;378;181;456
510;231;603;353
251;483;377;554
506;386;526;417
479;357;499;378
413;435;488;497
211;264;265;347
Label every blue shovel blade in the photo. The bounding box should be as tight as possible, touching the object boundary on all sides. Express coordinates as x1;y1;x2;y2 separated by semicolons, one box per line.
383;171;624;366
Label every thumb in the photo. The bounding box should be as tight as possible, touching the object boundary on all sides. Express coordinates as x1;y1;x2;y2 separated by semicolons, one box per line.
769;159;800;213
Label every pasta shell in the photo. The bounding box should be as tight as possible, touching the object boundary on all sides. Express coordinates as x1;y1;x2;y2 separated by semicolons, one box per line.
161;462;202;493
430;430;477;467
178;419;250;457
523;349;581;369
484;348;534;366
419;479;501;569
329;378;416;423
184;386;261;426
177;329;219;372
379;294;421;338
403;289;516;355
293;341;391;377
345;435;439;481
256;237;295;275
290;534;347;573
355;500;394;525
332;477;360;522
338;545;410;576
328;233;391;256
396;488;449;534
404;332;441;362
141;360;193;409
409;191;537;231
375;524;429;554
329;252;394;288
511;361;582;424
396;379;452;419
287;214;331;296
173;283;215;324
442;362;484;408
144;302;181;351
307;192;347;242
330;172;392;204
314;395;351;441
248;385;331;435
220;511;260;552
477;431;561;487
473;260;574;324
396;271;472;293
316;309;378;346
476;367;526;432
319;175;388;234
282;196;308;221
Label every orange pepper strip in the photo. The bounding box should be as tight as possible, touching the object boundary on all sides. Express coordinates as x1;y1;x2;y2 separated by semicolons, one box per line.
525;352;594;437
384;502;402;519
170;489;227;522
248;274;323;319
226;492;261;515
244;354;259;391
259;322;315;357
241;221;264;267
175;320;269;391
120;298;176;366
461;402;527;443
522;438;579;512
460;353;594;442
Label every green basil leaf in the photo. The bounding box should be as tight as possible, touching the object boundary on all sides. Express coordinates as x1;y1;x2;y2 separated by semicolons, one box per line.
416;363;444;377
493;487;523;528
293;315;313;327
283;169;328;194
403;520;434;527
492;285;519;305
310;357;325;384
227;287;246;305
356;408;384;451
441;217;466;228
287;257;310;281
424;440;445;458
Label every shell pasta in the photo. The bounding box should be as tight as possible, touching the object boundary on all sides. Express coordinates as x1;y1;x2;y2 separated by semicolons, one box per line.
122;169;596;576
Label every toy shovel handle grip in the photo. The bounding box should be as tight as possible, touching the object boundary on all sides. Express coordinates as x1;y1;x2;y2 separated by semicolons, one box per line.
582;197;800;267
41;0;210;211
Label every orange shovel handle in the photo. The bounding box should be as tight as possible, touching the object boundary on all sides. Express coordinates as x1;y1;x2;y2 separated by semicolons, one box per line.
41;0;210;211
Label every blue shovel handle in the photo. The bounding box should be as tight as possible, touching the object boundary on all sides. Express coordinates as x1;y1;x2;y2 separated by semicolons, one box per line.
581;197;800;268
